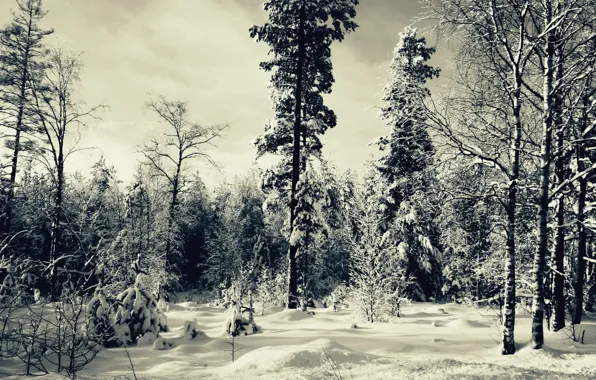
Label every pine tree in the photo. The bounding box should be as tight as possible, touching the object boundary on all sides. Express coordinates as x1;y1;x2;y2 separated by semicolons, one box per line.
0;0;53;233
375;27;439;217
99;169;166;296
374;27;441;299
250;0;358;308
290;160;329;306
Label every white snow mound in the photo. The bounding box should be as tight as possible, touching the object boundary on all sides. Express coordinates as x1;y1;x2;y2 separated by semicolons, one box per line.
445;318;487;329
230;338;377;371
267;309;314;322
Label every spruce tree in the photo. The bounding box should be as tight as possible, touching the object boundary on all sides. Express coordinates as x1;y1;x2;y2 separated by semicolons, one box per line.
376;27;439;214
374;27;441;299
250;0;358;308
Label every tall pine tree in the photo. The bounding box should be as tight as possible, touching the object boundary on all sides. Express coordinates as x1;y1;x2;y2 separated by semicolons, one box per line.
0;0;53;233
375;27;441;299
250;0;358;309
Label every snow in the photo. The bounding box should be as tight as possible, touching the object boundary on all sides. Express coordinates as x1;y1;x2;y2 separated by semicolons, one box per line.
267;308;315;322
3;300;596;379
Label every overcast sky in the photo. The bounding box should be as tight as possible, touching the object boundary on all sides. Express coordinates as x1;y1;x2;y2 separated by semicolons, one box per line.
1;0;450;188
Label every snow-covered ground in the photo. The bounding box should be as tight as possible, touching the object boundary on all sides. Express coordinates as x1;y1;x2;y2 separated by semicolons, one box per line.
4;301;596;379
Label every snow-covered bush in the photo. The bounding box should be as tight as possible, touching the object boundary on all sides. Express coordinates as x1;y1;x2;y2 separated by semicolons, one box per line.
257;268;287;313
0;256;36;307
137;331;158;345
386;289;411;318
183;319;205;340
348;224;393;323
85;286;118;346
112;274;168;345
152;336;175;350
328;284;348;312
223;294;260;337
385;271;414;318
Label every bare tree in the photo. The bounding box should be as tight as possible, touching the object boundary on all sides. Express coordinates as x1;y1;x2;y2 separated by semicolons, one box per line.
29;46;105;300
423;0;540;355
527;0;596;346
140;96;226;287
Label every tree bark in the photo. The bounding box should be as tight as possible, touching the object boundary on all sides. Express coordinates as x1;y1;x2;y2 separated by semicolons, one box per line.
572;95;590;324
165;155;182;278
531;0;554;349
49;159;64;301
502;77;522;356
287;3;305;310
551;35;566;332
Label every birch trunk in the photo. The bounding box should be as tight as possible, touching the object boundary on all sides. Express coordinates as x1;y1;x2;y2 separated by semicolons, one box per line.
531;0;555;349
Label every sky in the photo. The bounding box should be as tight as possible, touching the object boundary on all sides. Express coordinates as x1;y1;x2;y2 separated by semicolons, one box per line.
0;0;451;189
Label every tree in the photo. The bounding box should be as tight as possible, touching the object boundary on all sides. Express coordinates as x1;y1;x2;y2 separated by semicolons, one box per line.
348;186;393;323
572;85;595;325
0;0;53;233
438;159;503;302
424;0;539;355
101;172;162;295
375;27;442;299
140;96;226;288
250;0;358;309
204;173;270;291
177;174;212;287
375;27;439;218
290;160;329;306
30;47;104;300
529;0;595;347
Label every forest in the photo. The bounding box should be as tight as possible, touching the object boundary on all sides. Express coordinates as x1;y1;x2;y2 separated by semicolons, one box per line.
0;0;595;379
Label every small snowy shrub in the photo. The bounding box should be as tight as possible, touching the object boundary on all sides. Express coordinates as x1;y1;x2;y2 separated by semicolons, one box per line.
385;289;411;318
137;331;158;345
223;297;260;337
152;336;175;350
257;267;280;314
113;274;168;344
85;286;118;346
0;256;36;307
328;284;348;312
183;319;205;340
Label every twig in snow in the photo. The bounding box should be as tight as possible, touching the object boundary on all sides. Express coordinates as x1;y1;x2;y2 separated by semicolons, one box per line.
124;346;138;380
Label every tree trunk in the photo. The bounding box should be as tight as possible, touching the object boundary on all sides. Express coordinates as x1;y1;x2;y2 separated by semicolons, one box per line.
532;0;554;349
502;78;522;356
574;167;587;324
551;36;566;332
287;4;305;310
551;158;565;331
585;244;594;312
165;158;182;277
572;95;590;324
299;106;308;311
4;19;33;234
551;129;566;331
50;160;64;301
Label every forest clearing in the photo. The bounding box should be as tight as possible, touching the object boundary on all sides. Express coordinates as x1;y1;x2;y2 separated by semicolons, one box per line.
1;0;596;378
3;297;596;379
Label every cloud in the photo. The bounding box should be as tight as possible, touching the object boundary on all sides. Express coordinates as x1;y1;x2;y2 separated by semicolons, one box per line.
0;0;439;188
